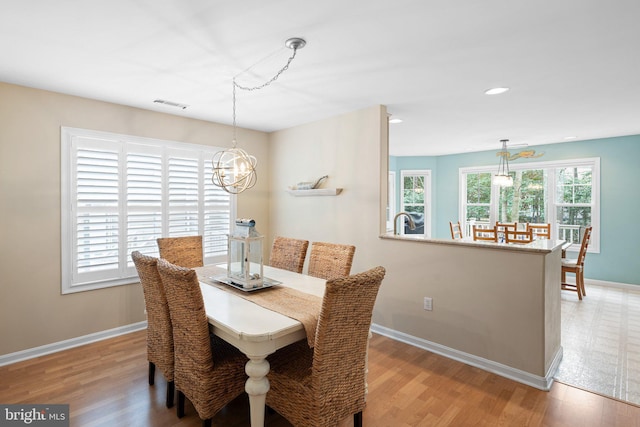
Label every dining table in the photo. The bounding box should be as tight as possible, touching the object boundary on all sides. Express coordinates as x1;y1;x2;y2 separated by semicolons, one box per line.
194;264;326;427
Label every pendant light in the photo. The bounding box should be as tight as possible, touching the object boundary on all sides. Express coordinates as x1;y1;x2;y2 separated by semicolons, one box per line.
212;37;306;194
493;139;514;187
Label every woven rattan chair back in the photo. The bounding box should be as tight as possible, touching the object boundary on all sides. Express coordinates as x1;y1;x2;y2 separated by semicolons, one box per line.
269;236;309;273
131;251;175;407
307;241;355;280
156;258;246;423
157;235;203;268
266;266;386;427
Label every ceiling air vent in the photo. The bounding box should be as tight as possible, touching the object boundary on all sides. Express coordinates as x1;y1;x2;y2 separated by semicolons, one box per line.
153;99;188;109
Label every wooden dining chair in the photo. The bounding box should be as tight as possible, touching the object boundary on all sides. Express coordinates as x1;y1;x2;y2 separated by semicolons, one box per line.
266;266;386;427
157;235;203;268
307;241;356;280
472;225;498;242
527;223;551;240
449;221;463;240
561;226;593;300
505;229;533;244
131;251;175;408
269;236;309;273
156;258;247;427
495;221;517;242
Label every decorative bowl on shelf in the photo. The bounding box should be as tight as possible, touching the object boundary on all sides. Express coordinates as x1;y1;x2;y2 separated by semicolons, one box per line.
289;175;328;190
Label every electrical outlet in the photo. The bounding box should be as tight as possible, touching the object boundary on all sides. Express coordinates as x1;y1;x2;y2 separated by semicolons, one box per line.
423;297;433;311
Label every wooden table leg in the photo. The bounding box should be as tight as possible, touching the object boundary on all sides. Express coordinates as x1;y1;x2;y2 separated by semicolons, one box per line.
245;357;270;427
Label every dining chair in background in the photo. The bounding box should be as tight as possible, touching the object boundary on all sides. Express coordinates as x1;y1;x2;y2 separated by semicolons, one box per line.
495;221;517;241
561;226;593;300
505;229;534;244
527;223;551;240
472;225;498;242
156;258;247;427
449;221;463;239
157;235;204;268
131;251;175;408
266;266;386;427
307;241;356;280
269;236;309;273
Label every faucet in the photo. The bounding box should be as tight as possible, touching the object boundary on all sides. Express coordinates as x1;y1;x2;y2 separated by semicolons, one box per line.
393;212;416;235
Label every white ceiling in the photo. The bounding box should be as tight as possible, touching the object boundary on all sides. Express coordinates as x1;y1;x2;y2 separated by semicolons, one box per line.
2;0;639;156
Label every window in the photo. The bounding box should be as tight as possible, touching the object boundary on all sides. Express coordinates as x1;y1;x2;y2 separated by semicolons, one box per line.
555;166;593;245
465;172;492;234
400;170;431;237
496;169;546;224
61;127;234;293
460;158;599;252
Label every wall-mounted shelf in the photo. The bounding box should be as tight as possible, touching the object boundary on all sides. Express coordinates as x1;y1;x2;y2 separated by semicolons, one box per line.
286;188;343;197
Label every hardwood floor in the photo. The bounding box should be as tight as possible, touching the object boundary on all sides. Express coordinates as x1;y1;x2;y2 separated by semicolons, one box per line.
1;331;639;426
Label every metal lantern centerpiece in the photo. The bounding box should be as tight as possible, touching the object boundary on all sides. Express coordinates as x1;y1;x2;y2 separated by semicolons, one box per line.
227;218;264;289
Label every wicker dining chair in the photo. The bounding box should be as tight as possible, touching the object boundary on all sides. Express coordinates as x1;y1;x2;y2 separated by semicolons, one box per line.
157;235;204;268
307;241;356;280
269;236;309;273
131;251;175;408
266;266;386;427
156;258;247;427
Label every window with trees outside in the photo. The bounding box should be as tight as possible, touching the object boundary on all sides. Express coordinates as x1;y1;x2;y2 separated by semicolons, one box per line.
400;170;431;237
61;127;234;294
460;158;599;252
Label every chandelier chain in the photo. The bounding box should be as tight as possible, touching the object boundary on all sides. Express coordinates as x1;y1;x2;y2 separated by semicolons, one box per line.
213;38;304;194
232;46;300;147
233;47;299;92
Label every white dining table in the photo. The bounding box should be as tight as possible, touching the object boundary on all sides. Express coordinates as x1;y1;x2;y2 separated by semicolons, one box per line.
197;265;326;427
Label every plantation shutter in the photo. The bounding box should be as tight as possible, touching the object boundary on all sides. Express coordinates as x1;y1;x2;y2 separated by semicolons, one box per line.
62;127;233;293
126;150;163;266
72;138;122;286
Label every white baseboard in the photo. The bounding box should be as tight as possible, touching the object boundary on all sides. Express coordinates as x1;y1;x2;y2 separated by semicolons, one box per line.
563;276;640;290
0;321;147;367
370;323;562;391
584;278;640;290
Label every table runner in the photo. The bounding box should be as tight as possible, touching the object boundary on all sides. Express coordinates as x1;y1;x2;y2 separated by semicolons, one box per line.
194;265;321;347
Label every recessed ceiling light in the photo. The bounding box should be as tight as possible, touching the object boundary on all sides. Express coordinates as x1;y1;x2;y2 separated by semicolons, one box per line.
388;118;403;124
484;87;510;95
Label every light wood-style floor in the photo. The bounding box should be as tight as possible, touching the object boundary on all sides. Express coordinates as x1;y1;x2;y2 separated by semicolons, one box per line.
557;283;640;405
1;331;639;426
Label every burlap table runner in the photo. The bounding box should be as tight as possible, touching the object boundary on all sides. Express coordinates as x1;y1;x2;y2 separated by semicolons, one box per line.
194;265;321;347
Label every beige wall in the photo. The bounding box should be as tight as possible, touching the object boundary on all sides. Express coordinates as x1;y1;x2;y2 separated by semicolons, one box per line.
268;105;560;379
267;105;388;272
1;83;559;381
0;82;269;355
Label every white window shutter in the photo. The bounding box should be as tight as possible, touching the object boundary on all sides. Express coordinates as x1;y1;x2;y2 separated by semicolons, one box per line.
61;127;233;293
126;151;163;263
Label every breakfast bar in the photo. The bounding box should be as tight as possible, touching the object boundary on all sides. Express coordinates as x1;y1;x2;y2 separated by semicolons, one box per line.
378;234;564;390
